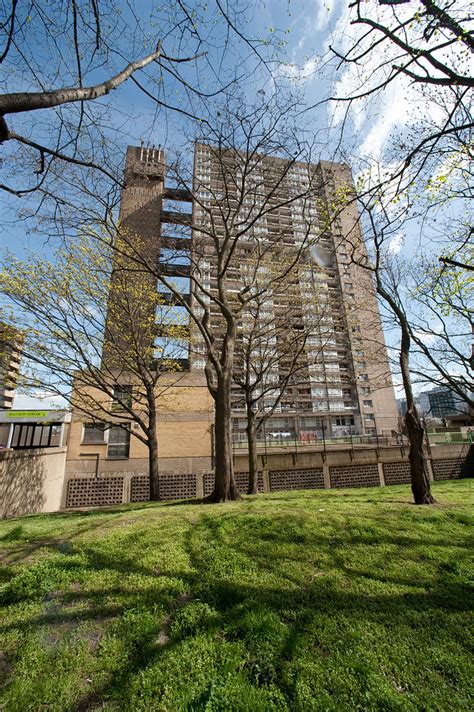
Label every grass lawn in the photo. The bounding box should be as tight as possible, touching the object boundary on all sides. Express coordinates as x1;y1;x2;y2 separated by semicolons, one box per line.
0;480;473;711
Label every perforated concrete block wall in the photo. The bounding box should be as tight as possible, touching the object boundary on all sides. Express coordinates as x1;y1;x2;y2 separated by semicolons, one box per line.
269;467;324;491
234;471;263;493
383;462;411;485
156;474;197;500
130;475;150;502
66;476;124;508
204;472;214;497
61;450;472;510
330;464;379;488
432;457;473;480
203;472;260;495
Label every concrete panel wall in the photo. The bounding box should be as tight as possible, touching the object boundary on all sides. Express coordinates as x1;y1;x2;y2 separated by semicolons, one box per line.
0;447;67;519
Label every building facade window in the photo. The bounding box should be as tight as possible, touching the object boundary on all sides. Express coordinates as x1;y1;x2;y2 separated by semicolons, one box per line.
11;423;62;449
334;415;355;426
107;425;130;459
112;385;133;411
82;423;106;444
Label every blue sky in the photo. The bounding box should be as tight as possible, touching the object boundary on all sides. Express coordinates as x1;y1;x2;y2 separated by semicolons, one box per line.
1;1;469;407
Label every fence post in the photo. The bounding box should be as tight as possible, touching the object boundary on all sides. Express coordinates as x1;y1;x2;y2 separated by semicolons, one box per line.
122;473;131;503
426;459;435;482
377;462;385;487
323;464;331;489
321;422;327;462
262;467;270;493
196;472;205;498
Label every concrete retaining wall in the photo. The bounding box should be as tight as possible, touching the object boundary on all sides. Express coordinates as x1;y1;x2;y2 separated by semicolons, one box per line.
62;443;473;509
2;443;471;516
0;447;67;518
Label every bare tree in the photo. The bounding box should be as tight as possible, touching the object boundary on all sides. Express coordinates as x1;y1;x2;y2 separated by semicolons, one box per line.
332;1;473;95
0;234;189;500
0;0;278;199
408;253;473;410
326;0;473;243
318;0;473;501
339;194;436;504
130;99;328;502
233;256;331;494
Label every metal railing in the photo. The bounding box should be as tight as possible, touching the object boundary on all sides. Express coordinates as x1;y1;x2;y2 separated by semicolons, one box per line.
232;431;472;452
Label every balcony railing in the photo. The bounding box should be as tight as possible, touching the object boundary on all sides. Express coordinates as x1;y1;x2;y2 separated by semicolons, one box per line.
161;210;192;225
158;262;191;277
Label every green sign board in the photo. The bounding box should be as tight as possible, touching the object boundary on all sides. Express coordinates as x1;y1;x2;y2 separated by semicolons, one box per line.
6;411;49;419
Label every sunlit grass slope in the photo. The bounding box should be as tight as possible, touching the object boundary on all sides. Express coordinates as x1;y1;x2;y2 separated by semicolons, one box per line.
0;480;472;711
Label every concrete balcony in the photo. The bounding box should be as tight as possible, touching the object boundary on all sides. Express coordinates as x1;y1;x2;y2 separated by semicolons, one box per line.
161;210;192;225
159;292;190;306
163;187;192;202
160;235;192;251
158;262;191;277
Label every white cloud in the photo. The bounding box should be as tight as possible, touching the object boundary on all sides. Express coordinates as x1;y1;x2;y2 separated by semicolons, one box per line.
412;331;437;345
314;0;341;32
387;233;404;255
278;57;319;84
13;392;68;410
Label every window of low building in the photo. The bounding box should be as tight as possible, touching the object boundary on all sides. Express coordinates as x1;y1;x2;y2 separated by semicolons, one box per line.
107;425;130;459
82;423;106;444
112;385;133;411
11;422;63;449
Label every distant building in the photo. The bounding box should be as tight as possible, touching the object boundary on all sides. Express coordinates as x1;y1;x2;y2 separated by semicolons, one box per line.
397;398;407;417
0;323;24;410
418;386;469;419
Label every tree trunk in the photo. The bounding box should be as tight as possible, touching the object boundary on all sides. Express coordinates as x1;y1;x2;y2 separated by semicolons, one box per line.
148;425;160;501
405;407;433;504
146;384;160;502
246;407;259;495
377;279;435;506
206;375;240;502
399;325;435;505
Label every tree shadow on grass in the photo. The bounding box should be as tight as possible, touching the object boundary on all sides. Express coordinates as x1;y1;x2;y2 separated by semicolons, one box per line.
1;501;472;711
0;516;136;568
